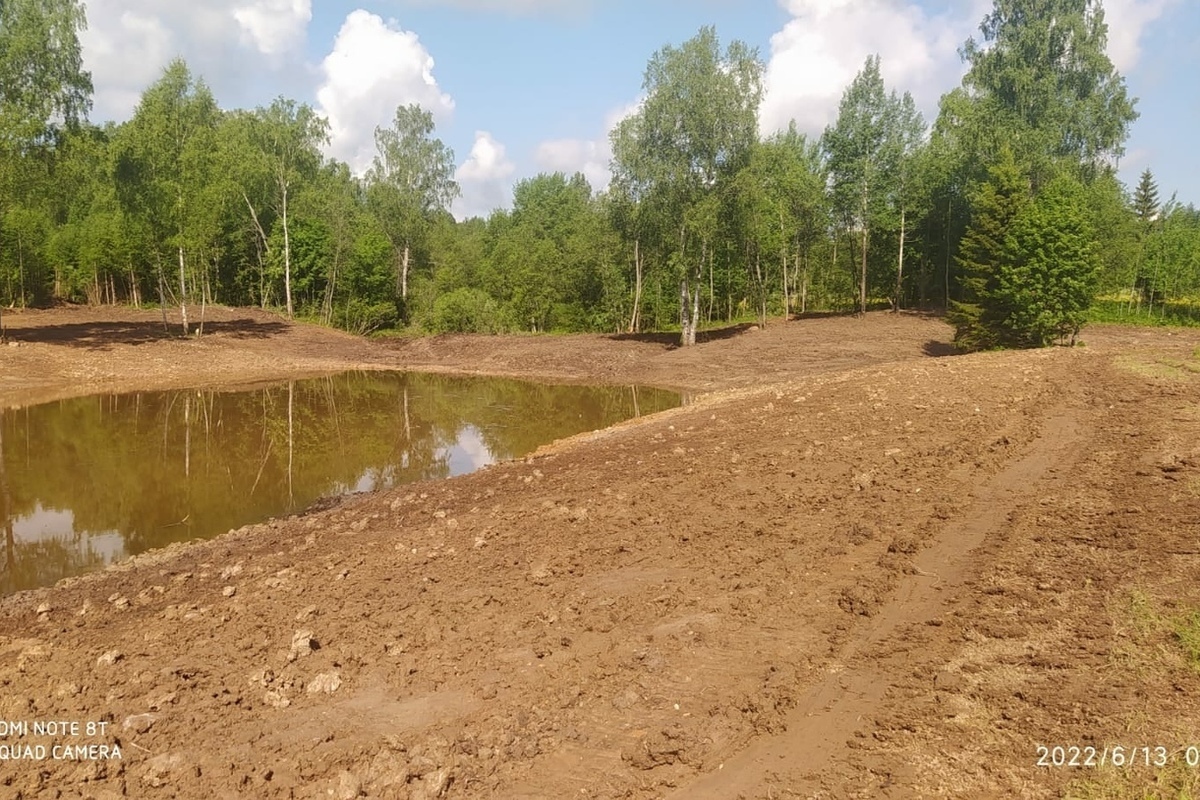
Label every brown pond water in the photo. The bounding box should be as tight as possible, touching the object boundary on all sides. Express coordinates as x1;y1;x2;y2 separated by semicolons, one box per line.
0;371;681;594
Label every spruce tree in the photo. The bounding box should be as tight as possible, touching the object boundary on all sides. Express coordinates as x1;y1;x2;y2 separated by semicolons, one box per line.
947;148;1029;351
1133;168;1160;229
992;177;1099;347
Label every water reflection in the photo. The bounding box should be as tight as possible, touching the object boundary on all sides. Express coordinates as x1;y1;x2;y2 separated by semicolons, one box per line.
0;371;680;594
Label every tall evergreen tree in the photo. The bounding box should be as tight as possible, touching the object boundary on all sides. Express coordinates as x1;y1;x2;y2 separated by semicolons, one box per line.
947;148;1030;351
1133;168;1160;230
993;176;1099;346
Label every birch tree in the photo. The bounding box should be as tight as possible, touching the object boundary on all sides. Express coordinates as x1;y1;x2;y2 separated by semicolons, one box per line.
822;55;894;316
365;104;458;314
612;26;762;346
113;60;219;335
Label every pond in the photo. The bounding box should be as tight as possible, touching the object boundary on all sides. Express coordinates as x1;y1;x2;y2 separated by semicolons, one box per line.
0;371;681;594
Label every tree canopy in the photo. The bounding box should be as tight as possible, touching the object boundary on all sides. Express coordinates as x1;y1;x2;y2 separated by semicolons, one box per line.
1;0;1198;344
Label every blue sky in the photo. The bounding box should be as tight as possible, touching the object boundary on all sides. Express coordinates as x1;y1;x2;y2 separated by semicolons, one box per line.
78;0;1197;219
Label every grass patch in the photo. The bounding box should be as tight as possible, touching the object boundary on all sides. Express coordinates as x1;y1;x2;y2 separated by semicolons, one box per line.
1087;298;1200;328
1175;612;1200;673
1076;592;1200;799
1114;356;1197;382
1067;759;1200;800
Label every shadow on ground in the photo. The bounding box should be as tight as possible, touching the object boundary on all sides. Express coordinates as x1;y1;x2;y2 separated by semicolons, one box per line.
923;340;958;357
5;318;289;349
608;322;759;348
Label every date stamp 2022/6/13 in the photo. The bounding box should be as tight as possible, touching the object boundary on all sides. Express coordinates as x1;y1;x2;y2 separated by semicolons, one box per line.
1037;744;1200;769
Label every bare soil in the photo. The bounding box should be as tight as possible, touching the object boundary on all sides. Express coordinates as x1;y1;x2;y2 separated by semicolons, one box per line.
2;304;1199;799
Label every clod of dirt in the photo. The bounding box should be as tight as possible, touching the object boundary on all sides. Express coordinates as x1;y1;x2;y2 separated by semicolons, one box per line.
141;752;185;788
933;670;966;693
625;724;699;769
888;535;919;555
846;523;874;545
838;586;880;617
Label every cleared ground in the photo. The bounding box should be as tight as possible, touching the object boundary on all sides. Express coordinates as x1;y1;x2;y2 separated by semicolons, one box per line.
1;305;1198;799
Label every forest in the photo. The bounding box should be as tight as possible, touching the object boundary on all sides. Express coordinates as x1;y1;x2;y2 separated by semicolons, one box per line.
1;0;1198;348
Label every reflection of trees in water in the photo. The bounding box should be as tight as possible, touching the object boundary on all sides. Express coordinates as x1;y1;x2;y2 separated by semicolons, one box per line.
1;372;680;594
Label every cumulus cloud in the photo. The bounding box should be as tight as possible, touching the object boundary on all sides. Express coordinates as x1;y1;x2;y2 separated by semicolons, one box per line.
759;0;1170;139
453;131;516;219
78;0;312;122
532;98;641;192
759;0;987;137
316;10;455;174
395;0;591;14
233;0;312;56
1102;0;1179;72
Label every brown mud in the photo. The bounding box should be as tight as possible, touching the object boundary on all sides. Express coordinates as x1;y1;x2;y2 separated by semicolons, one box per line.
1;305;1199;799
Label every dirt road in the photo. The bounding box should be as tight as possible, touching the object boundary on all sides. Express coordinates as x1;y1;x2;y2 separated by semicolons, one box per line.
1;305;1198;799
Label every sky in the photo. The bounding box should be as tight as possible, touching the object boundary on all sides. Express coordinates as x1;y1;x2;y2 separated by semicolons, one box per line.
76;0;1199;220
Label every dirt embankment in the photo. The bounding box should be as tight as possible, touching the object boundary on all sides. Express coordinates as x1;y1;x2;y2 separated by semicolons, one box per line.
2;305;1199;799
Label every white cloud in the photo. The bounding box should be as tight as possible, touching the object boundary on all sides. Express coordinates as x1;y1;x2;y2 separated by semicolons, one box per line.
233;0;312;57
759;0;988;137
79;0;312;122
453;131;516;219
1101;0;1179;72
532;98;641;192
396;0;591;14
316;10;455;174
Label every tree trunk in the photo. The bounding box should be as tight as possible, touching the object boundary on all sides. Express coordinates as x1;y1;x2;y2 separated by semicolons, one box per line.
781;249;790;321
859;228;869;314
628;238;643;334
800;251;809;314
178;245;190;336
707;244;715;323
894;206;906;312
156;259;170;333
399;242;411;301
282;180;294;319
943;200;951;308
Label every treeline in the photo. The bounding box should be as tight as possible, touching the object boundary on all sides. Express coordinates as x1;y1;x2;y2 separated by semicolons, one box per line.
1;0;1198;346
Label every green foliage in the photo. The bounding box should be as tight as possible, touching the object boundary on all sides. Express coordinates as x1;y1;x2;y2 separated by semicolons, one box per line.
2;2;1198;351
335;297;398;336
959;0;1138;181
992;176;1099;346
365;104;459;310
430;287;506;334
948;148;1031;350
0;0;92;147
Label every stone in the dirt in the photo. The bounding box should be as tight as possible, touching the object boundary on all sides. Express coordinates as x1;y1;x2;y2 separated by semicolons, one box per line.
290;629;317;659
35;602;52;615
123;713;157;734
306;672;342;694
410;769;451;800
141;752;184;787
96;650;124;666
332;770;362;799
222;585;237;597
263;689;290;709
